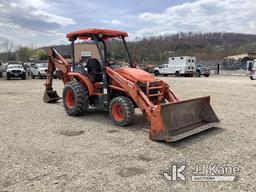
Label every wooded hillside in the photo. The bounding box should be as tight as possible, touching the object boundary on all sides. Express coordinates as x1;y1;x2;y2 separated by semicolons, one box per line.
1;32;256;65
108;32;256;65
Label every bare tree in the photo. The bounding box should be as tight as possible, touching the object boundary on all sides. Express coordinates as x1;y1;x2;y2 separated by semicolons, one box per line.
2;40;14;62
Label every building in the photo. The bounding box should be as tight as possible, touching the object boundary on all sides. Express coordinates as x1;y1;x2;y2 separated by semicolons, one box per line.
74;43;100;62
223;52;256;70
226;52;256;60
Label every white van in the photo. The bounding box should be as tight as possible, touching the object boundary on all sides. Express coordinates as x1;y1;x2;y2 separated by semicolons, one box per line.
154;56;196;76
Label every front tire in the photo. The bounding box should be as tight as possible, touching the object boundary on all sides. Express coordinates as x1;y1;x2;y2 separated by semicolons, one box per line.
63;81;89;116
22;74;26;80
205;74;210;77
109;96;134;126
6;73;10;80
154;70;160;76
38;72;42;79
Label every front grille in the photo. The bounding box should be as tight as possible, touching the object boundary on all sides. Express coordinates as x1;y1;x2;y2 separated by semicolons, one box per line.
138;81;163;104
11;70;21;73
138;81;160;91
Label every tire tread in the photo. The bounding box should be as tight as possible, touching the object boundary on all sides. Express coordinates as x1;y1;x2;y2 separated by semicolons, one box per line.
63;81;89;116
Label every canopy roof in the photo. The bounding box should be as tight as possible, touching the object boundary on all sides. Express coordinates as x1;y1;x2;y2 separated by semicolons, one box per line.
66;28;128;40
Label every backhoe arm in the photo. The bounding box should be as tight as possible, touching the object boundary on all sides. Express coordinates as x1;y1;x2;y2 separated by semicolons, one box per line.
45;47;70;90
43;47;70;103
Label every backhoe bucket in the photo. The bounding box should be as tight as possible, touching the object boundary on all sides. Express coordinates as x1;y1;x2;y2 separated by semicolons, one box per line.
150;96;219;142
43;90;61;103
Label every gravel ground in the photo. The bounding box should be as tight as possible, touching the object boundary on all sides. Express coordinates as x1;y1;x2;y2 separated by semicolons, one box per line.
0;76;255;192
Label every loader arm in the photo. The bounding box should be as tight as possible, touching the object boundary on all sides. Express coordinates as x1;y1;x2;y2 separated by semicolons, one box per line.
107;66;219;142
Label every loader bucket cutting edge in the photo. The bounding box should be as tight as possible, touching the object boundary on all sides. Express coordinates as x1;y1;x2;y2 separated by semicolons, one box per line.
43;90;62;103
151;96;219;142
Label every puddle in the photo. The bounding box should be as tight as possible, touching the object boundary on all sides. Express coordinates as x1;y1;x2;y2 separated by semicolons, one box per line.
58;130;84;136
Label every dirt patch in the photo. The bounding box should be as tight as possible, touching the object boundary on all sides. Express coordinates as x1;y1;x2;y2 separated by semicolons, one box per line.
58;130;85;136
137;154;153;162
107;130;120;133
118;167;146;178
0;92;17;95
1;180;12;188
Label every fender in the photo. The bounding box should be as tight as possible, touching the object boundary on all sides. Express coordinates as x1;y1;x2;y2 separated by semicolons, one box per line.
68;72;94;96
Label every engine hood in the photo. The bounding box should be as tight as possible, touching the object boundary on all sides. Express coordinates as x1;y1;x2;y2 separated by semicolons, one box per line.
7;67;25;72
113;67;157;83
38;67;47;70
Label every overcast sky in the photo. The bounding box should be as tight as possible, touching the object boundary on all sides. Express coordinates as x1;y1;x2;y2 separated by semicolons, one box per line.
0;0;255;47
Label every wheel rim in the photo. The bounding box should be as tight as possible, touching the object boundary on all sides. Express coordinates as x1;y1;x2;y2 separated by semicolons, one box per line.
112;103;124;121
65;89;75;108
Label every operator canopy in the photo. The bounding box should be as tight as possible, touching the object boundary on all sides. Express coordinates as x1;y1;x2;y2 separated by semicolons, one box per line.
66;28;128;40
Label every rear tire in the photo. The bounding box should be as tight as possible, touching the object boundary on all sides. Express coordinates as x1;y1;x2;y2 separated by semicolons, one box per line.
109;96;134;126
175;71;180;77
63;81;89;116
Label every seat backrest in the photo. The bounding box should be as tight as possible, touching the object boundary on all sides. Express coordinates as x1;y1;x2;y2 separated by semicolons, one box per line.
86;58;101;74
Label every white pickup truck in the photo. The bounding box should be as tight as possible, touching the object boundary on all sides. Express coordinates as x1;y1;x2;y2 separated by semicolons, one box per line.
2;64;26;80
154;56;196;77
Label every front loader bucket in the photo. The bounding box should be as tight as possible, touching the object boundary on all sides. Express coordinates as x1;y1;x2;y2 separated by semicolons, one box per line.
43;90;61;103
150;96;219;142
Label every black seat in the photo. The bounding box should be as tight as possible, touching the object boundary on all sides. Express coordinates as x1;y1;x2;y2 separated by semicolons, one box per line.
86;58;102;82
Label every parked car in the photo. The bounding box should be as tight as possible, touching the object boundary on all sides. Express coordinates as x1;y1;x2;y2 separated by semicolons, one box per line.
2;64;26;80
196;64;210;77
29;63;57;79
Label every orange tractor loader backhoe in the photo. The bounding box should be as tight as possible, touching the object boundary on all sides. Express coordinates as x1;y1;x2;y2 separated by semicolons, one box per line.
44;28;219;142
